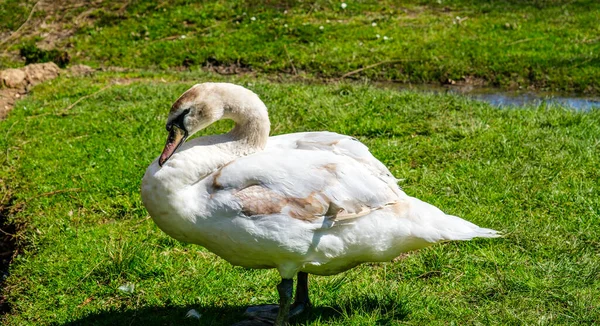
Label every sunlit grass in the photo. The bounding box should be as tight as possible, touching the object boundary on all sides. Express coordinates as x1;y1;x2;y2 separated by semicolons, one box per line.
1;70;598;325
1;0;599;92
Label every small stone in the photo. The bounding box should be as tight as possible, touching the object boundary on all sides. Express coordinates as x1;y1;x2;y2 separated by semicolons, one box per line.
118;283;135;293
185;309;201;319
0;69;27;88
22;62;60;86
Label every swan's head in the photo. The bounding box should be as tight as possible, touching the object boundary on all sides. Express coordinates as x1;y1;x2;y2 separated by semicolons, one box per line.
158;83;227;166
158;82;269;166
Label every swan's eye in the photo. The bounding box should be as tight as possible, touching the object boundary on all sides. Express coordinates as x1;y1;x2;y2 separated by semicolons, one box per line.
175;108;190;122
166;108;191;132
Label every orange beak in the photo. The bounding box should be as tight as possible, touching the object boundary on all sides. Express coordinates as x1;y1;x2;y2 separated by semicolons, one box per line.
158;125;187;166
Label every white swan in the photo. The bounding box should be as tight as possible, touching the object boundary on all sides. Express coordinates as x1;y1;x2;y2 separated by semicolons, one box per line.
141;83;499;325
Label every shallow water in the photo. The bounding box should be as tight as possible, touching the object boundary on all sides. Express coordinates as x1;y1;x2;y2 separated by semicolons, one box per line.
460;89;600;111
387;83;600;111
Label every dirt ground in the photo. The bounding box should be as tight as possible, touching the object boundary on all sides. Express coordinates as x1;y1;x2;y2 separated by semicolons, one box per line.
2;0;131;50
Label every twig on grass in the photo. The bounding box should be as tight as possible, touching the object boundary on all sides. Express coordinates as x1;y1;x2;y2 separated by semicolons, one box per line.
29;188;83;200
156;34;182;42
58;85;112;115
0;228;15;237
340;60;410;79
0;0;42;49
417;270;442;279
579;37;600;44
507;36;547;46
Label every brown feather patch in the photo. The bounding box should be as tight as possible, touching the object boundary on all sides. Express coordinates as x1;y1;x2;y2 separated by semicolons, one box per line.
212;161;235;190
320;163;338;174
388;200;410;217
234;185;328;221
171;87;200;114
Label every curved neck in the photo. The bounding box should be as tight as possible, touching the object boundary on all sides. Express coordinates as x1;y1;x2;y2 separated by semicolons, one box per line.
224;104;270;151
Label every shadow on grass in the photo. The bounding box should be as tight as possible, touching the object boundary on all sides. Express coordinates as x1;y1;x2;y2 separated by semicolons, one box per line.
60;294;409;325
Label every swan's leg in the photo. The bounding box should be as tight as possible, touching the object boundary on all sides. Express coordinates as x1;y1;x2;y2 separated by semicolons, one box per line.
274;278;293;325
241;274;310;324
289;272;311;316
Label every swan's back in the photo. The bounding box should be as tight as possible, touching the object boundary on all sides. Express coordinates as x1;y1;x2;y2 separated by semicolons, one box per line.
195;138;499;276
267;131;401;193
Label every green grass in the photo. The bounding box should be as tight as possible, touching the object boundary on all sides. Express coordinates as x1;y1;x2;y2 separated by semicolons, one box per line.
1;0;600;93
1;71;599;325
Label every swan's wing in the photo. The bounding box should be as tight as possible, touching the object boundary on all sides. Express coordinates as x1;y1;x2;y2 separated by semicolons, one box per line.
266;131;401;196
207;149;402;224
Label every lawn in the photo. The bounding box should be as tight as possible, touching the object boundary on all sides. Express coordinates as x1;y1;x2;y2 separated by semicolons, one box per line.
1;0;600;93
1;0;600;324
0;70;598;325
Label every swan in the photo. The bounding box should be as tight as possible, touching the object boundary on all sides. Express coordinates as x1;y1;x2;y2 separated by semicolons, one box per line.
141;82;499;325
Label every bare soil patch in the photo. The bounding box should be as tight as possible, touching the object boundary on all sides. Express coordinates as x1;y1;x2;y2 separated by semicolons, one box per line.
203;59;253;76
0;187;17;315
0;62;59;119
1;0;131;52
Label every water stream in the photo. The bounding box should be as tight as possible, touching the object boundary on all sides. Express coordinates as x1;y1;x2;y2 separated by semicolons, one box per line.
385;83;600;111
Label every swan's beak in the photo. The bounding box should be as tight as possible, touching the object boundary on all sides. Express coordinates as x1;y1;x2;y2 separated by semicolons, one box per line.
158;125;188;166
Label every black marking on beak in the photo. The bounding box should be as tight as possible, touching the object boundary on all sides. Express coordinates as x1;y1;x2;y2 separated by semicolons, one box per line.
159;109;190;166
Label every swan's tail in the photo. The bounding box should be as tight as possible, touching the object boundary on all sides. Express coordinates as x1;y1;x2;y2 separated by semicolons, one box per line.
405;196;501;243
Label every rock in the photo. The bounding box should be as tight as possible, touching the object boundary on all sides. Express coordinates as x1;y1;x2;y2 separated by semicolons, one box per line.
0;62;61;90
0;62;61;120
22;62;61;86
0;89;18;120
0;69;27;88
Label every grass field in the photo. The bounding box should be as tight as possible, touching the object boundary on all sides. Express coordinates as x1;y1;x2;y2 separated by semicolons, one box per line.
1;0;600;93
0;70;598;325
1;0;600;325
